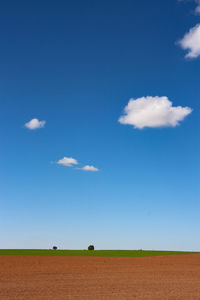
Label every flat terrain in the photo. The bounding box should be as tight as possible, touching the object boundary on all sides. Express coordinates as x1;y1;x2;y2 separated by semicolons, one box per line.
0;249;195;257
0;254;200;300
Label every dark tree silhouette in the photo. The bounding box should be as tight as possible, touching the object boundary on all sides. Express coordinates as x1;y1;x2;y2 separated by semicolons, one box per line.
88;245;94;250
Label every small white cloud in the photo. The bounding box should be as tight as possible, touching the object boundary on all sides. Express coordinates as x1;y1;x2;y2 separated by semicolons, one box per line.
178;24;200;58
194;0;200;15
57;157;78;167
79;165;99;172
196;5;200;14
25;118;46;130
55;158;99;171
178;0;200;15
119;96;192;129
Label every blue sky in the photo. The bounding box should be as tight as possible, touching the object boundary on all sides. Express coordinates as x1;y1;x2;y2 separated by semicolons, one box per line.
0;0;200;250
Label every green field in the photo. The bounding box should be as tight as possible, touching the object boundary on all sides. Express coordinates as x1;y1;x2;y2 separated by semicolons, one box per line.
0;249;197;257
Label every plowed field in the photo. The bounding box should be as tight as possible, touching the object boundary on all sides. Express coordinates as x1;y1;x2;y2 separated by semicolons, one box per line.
0;254;200;300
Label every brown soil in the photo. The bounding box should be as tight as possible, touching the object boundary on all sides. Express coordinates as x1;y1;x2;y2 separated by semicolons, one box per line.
0;254;200;300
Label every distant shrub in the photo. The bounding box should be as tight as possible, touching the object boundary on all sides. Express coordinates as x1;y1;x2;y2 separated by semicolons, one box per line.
88;245;94;250
53;246;57;250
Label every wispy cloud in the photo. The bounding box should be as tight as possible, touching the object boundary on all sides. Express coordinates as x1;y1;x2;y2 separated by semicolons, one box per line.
119;96;192;129
57;157;78;167
178;0;200;15
78;165;99;172
25;118;46;130
178;24;200;58
195;0;200;14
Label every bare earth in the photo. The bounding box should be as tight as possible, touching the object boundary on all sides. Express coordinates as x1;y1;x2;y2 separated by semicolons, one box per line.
0;254;200;300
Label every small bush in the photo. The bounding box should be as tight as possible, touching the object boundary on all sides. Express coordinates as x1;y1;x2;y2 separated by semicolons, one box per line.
88;245;94;250
52;246;57;250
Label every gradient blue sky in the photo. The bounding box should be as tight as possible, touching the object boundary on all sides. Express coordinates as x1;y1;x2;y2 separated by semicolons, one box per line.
1;0;199;250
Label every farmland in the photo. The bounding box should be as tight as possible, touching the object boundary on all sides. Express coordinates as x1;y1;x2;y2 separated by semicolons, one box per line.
0;253;200;299
0;249;196;257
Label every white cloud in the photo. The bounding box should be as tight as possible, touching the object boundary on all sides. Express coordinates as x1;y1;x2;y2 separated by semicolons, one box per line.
57;157;78;167
79;165;99;172
194;0;200;15
195;2;200;15
56;158;99;172
196;5;200;14
25;118;46;130
118;96;192;129
178;24;200;58
178;0;200;15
